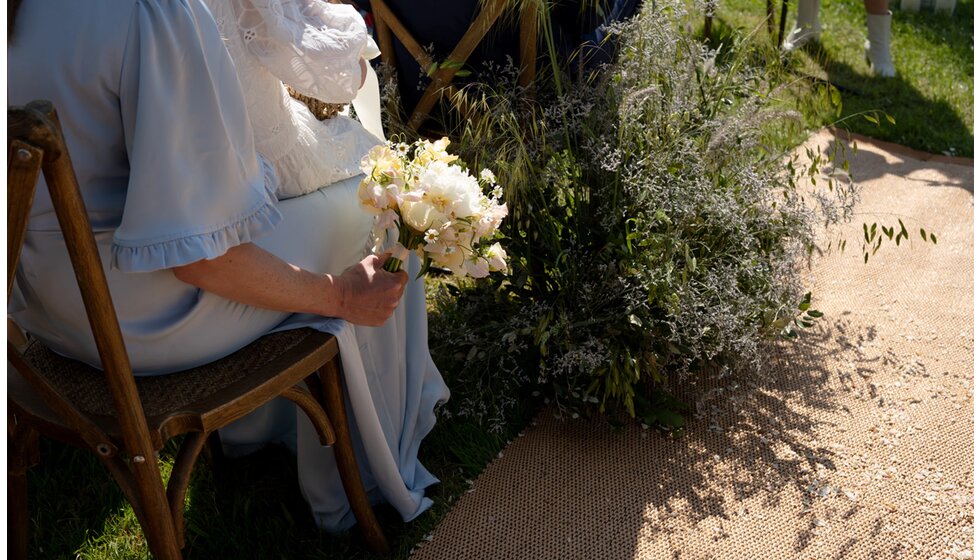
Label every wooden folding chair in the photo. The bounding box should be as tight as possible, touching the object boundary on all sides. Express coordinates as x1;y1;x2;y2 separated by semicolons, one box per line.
370;0;538;130
7;100;389;559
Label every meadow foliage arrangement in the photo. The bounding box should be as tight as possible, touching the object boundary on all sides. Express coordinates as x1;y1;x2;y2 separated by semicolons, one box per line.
359;138;509;277
381;0;862;432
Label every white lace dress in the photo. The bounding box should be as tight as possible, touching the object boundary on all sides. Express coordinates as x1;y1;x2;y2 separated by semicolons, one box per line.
206;0;383;199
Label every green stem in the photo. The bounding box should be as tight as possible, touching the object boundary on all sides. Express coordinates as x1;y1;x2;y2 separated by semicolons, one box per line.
383;256;404;272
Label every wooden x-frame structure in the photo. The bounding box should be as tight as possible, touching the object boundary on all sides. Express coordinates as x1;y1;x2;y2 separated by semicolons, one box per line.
369;0;538;130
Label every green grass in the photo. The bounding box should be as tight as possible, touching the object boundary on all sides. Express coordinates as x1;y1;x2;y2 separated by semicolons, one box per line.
25;401;536;559
712;0;974;156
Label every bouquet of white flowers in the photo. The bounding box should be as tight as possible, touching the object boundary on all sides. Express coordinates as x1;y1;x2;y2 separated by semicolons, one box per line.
358;137;508;278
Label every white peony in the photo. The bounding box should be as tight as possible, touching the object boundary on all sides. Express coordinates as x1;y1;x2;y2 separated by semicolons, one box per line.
416;161;483;219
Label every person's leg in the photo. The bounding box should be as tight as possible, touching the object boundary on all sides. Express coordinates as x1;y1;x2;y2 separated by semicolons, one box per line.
865;0;889;13
783;0;821;50
864;0;896;77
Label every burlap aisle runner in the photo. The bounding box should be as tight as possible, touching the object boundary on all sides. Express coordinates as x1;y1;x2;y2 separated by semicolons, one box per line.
413;130;974;560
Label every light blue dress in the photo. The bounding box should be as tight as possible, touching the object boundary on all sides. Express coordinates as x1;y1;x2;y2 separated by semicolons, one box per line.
8;0;449;531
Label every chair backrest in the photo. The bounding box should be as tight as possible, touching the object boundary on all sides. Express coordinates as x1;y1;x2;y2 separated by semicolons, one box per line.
8;100;180;550
369;0;537;130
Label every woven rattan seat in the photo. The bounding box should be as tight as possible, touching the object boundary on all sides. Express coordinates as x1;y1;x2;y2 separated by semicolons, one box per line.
21;329;315;419
8;100;389;559
12;329;341;451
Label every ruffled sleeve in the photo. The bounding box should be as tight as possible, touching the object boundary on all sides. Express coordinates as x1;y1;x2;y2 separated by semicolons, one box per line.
113;0;282;273
233;0;376;103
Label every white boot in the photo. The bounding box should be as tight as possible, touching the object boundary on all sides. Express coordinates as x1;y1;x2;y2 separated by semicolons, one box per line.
783;0;821;50
865;12;896;77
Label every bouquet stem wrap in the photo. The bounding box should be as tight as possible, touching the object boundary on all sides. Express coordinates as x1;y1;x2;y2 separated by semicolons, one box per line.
383;234;414;273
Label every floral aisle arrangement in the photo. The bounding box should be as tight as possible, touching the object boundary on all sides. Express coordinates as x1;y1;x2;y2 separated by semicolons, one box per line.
358;138;508;277
404;0;864;433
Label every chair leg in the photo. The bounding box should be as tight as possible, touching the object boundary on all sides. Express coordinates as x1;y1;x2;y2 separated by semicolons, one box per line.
204;431;226;470
8;426;39;560
8;468;30;560
97;451;183;560
92;448;183;560
167;432;208;549
320;360;390;555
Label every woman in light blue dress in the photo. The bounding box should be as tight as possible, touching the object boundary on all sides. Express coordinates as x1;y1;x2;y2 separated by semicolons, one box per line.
8;0;449;532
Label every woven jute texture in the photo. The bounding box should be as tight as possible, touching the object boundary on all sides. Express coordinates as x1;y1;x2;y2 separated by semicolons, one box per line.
413;130;974;560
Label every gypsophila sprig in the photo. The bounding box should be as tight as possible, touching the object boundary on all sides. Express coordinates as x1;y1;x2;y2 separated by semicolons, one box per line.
358;137;509;278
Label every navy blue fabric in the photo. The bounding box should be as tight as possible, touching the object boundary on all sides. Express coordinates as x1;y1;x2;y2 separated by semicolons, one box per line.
358;0;643;117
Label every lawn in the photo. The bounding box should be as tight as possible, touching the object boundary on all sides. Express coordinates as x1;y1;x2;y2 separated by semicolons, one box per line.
712;0;974;156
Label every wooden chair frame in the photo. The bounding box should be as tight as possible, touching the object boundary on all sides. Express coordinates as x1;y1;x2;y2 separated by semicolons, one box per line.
369;0;538;130
7;101;389;558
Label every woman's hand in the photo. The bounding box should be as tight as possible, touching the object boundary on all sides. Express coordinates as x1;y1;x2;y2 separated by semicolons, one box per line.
333;253;408;326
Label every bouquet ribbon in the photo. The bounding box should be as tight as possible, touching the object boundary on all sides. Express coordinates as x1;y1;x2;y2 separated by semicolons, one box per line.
390;243;410;263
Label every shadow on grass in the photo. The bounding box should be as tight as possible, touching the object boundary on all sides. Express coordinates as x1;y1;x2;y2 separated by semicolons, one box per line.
797;41;972;158
892;0;974;71
26;440;125;559
818;123;974;193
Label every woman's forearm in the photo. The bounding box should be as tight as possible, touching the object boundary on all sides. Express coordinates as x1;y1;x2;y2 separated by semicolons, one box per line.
172;243;342;316
171;243;407;326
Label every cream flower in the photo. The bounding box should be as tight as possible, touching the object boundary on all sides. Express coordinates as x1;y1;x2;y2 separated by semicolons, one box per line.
464;257;490;279
486;242;508;272
415;161;483;219
432;245;467;276
415;137;459;166
401;199;447;232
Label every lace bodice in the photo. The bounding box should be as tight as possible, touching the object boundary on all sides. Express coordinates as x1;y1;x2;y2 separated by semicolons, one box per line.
206;0;382;199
